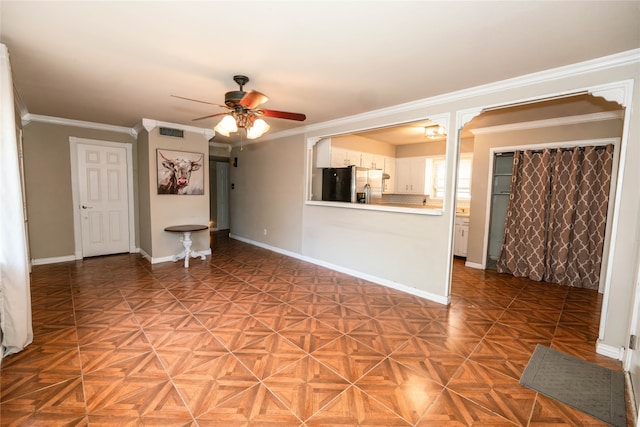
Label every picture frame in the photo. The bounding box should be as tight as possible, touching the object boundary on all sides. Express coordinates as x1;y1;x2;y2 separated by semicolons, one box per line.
157;149;204;195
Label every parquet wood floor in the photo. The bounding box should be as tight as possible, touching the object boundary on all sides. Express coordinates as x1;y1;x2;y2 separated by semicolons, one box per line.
1;236;630;426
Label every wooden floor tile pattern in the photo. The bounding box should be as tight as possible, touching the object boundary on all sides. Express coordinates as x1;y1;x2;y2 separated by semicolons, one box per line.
0;236;628;426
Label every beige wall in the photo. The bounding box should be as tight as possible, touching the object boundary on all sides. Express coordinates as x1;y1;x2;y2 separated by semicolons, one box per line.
396;140;446;157
144;127;210;259
22;121;137;260
466;118;625;267
229;134;304;253
332;134;396;157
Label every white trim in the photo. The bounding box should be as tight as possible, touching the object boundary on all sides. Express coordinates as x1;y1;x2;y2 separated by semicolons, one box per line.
303;49;640;137
464;261;484;269
598;79;635;343
24;114;136;137
486;138;617;154
470;111;624;136
598;139;622;294
141;248;212;265
140;118;215;140
152;255;178;264
458;108;483;130
139;248;152;263
230;126;306;149
596;341;625;361
69;137;136;258
230;234;450;305
18;50;640;154
592;80;635;107
31;255;76;266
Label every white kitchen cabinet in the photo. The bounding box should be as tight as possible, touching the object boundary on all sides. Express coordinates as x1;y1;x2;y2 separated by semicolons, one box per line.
454;216;469;257
395;157;426;194
359;152;371;168
382;156;395;193
331;148;356;167
315;138;332;168
315;139;359;168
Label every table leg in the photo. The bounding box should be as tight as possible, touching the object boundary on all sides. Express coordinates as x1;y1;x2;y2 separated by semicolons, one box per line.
170;230;207;268
182;231;193;268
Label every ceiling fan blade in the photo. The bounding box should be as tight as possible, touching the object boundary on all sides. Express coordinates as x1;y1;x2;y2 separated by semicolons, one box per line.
261;109;307;121
239;90;269;109
192;112;229;121
171;94;227;109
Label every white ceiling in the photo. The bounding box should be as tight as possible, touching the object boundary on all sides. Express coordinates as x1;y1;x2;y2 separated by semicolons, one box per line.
1;1;639;144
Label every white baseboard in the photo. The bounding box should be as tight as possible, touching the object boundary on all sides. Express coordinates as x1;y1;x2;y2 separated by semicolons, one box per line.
139;249;152;263
35;248;142;266
32;255;76;265
229;234;449;306
141;248;212;265
464;261;484;269
596;341;624;360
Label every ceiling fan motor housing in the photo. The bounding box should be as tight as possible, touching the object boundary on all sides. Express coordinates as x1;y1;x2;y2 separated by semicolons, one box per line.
224;90;246;107
224;74;250;107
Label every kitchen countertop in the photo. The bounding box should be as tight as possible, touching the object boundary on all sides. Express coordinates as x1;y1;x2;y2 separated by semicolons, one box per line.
370;202;433;209
305;200;444;216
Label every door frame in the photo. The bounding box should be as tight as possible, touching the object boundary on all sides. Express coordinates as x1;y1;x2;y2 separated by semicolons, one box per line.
69;137;135;259
480;137;621;279
215;160;230;230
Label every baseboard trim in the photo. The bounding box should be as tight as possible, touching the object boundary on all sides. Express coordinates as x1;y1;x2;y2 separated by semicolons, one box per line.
596;341;624;360
140;248;212;265
32;255;76;266
229;234;449;306
464;261;484;269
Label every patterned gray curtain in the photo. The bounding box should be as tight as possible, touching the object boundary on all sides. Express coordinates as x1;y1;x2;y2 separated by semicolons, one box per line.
497;145;614;289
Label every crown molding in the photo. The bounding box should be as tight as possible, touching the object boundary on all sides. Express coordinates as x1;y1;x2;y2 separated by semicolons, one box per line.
16;48;639;147
22;113;137;137
229;125;307;149
304;48;640;136
470;110;624;136
138;118;215;140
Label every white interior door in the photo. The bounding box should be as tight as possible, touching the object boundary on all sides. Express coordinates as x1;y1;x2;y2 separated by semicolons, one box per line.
216;161;230;229
77;143;130;257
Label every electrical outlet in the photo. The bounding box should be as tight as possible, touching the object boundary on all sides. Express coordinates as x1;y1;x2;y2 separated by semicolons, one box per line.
263;229;267;236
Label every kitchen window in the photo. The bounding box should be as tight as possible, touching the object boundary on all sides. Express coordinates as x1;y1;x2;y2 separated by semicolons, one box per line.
431;154;472;200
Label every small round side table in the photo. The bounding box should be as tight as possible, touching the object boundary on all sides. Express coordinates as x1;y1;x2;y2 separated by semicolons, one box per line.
164;224;209;268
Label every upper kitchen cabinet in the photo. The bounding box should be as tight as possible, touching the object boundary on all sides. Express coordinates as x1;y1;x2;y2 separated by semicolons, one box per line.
308;118;451;210
396;157;427;194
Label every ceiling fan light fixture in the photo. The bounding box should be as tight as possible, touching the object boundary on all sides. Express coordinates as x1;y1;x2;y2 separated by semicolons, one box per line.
247;118;270;139
214;115;238;137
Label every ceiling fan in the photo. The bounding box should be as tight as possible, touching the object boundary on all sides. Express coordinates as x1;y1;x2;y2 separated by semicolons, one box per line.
172;75;306;139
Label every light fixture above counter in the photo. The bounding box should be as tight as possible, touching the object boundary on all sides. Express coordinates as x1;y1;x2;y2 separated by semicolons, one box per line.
425;125;447;139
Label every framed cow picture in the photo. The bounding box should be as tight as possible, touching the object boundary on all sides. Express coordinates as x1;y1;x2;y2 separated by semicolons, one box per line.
157;149;205;195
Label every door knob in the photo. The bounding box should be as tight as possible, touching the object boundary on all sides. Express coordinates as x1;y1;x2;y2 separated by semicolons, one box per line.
81;205;92;209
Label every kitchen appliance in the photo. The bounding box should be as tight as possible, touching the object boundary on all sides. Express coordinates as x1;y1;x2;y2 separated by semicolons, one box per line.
322;166;382;203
